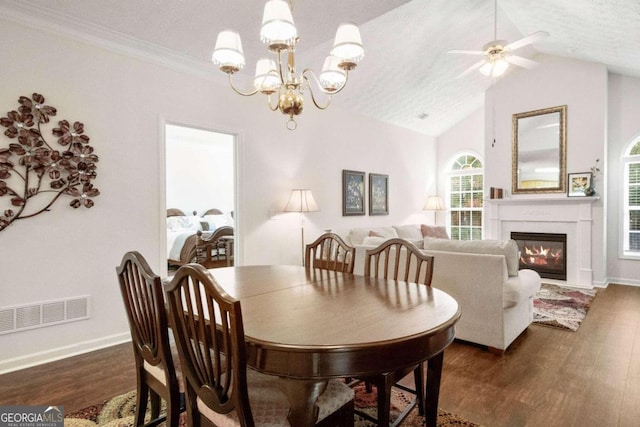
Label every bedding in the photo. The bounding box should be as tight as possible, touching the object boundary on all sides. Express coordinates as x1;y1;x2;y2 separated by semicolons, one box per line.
166;208;234;268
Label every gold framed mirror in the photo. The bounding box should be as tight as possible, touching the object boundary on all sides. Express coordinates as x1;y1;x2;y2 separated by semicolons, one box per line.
512;105;567;194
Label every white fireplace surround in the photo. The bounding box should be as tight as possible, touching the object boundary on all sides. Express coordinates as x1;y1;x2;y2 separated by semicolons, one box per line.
486;197;598;288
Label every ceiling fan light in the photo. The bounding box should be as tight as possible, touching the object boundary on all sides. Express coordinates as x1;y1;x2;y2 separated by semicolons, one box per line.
479;58;509;77
212;30;245;73
260;0;297;50
319;56;347;92
254;58;281;94
331;23;364;66
493;58;509;76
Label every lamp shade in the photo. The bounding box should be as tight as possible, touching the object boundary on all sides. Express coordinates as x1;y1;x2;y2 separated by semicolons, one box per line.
423;195;446;211
254;58;281;93
212;30;245;72
319;56;347;92
260;0;297;49
284;189;319;213
331;23;364;63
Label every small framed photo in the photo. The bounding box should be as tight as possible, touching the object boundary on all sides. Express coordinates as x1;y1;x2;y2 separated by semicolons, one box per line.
342;170;365;216
369;173;389;215
567;172;592;197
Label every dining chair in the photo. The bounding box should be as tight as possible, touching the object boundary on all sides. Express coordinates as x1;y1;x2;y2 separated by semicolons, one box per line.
361;238;435;427
116;251;184;427
305;232;356;273
164;263;355;427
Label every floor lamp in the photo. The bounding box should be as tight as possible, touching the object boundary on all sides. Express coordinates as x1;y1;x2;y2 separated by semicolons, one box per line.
423;195;446;225
284;189;320;266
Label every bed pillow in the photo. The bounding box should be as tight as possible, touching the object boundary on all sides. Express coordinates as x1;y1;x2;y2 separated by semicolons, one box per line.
167;216;201;232
423;237;520;277
202;214;234;230
420;224;450;239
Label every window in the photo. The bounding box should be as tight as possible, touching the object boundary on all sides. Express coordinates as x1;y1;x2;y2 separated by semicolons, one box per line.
623;140;640;256
448;154;484;240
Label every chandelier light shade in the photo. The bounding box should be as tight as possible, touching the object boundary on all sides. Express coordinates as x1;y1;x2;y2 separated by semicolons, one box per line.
212;0;364;130
284;189;320;213
212;30;245;73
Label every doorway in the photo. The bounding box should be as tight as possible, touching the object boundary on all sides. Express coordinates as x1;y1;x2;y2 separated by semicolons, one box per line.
164;124;237;272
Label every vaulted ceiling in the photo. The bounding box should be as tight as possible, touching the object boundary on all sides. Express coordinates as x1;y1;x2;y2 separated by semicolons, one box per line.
3;0;639;136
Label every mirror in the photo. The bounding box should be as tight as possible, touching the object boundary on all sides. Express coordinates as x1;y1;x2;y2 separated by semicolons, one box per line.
512;105;567;194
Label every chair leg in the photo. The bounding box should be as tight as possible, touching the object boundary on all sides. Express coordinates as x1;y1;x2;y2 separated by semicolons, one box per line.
149;389;161;420
135;380;149;427
166;390;181;427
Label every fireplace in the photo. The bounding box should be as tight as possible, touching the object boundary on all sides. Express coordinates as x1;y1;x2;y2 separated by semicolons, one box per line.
511;232;567;280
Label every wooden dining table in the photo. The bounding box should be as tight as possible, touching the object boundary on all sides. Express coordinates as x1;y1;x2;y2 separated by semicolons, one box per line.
205;264;461;427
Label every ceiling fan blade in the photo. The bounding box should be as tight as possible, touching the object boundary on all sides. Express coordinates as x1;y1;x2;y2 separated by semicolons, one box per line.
505;31;550;51
455;59;486;79
506;55;539;69
447;49;485;56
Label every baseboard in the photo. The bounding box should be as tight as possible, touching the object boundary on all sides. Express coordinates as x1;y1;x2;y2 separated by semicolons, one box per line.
0;332;131;374
605;277;640;287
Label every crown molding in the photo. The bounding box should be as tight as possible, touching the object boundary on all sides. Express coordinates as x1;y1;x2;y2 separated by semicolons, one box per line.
0;0;222;82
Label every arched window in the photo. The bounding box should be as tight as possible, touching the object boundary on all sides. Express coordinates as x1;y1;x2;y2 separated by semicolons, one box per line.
623;139;640;256
448;153;484;240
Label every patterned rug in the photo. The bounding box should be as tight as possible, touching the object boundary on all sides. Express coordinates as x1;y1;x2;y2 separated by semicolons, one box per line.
64;384;479;426
532;283;598;331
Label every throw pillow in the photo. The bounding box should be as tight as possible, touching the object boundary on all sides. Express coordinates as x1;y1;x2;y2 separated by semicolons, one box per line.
423;237;520;277
362;236;387;247
420;224;449;239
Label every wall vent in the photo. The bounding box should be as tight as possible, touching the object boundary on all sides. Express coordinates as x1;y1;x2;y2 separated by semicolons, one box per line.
0;296;91;335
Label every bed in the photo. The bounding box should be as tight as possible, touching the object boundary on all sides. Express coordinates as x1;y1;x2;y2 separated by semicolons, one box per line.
166;208;234;269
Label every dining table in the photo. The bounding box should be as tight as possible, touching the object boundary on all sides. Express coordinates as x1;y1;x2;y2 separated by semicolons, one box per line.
204;264;461;427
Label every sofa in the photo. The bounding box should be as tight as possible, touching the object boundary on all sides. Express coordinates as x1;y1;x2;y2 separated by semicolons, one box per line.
332;224;541;353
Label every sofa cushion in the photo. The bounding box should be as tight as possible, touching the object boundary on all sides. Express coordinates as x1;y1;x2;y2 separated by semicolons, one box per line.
393;224;423;241
362;236;387;247
349;226;398;246
420;224;449;239
423;237;520;277
503;269;541;308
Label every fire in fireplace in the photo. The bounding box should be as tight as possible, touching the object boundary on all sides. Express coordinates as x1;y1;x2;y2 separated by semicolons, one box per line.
510;232;567;280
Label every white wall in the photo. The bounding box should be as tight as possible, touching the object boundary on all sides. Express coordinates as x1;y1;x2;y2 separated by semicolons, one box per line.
606;73;640;285
438;54;609;285
0;17;436;372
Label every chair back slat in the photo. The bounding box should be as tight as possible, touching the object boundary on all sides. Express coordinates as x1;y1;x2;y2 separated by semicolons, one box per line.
116;251;174;368
364;238;435;286
305;232;355;273
165;263;253;425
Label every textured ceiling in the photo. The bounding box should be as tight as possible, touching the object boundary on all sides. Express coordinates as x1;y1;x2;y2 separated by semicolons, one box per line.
2;0;640;136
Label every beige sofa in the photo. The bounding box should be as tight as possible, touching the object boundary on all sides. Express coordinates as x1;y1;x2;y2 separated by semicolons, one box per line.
333;225;541;353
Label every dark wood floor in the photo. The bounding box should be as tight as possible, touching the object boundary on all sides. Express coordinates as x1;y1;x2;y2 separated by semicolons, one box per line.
1;284;639;426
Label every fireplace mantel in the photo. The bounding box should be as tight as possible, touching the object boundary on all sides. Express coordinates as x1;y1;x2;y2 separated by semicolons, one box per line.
486;196;600;205
485;196;596;288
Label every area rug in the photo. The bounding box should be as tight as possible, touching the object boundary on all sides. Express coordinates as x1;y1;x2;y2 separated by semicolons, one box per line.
532;283;598;331
64;384;479;426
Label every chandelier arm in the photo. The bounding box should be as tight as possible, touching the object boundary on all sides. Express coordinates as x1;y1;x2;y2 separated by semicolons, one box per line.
301;74;330;110
227;73;260;97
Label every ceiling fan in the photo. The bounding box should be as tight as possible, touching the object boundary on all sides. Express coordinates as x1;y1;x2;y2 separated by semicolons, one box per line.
448;0;549;78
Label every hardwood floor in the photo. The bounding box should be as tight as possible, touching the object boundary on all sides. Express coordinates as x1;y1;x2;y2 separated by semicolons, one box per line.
1;284;639;426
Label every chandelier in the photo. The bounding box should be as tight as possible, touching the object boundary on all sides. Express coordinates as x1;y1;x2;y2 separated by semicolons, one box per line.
211;0;364;130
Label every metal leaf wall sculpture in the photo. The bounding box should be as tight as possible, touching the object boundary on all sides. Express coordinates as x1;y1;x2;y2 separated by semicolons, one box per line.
0;93;100;232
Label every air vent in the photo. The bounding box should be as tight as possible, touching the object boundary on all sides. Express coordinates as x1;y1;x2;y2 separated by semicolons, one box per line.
0;296;91;335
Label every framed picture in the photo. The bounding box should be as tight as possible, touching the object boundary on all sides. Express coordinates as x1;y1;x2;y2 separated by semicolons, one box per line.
369;173;389;215
342;170;365;216
567;172;592;197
